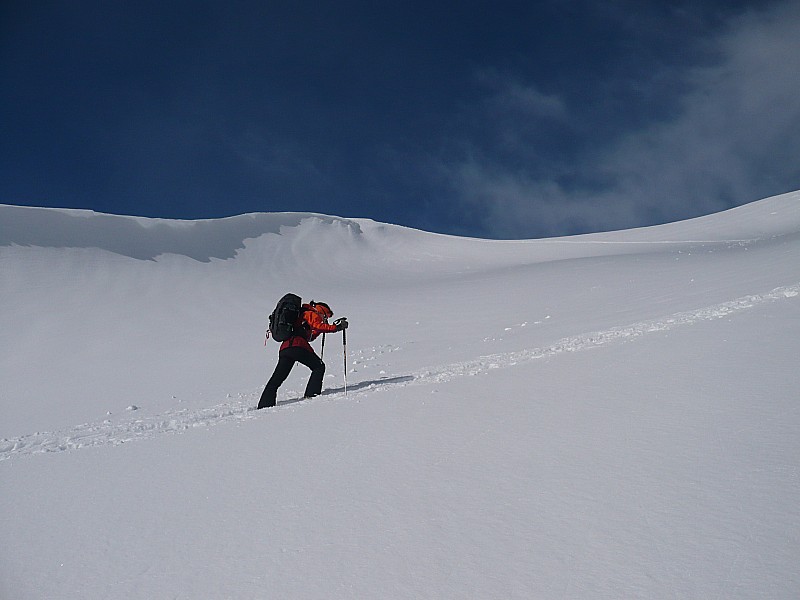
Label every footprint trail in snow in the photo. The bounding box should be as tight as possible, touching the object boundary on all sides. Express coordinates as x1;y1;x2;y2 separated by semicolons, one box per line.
2;282;798;461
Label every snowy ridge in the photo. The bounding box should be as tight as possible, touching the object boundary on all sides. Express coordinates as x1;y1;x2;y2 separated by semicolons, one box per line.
0;204;363;261
4;280;797;461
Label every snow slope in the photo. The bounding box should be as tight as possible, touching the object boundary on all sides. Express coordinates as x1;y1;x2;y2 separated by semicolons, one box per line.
1;191;799;598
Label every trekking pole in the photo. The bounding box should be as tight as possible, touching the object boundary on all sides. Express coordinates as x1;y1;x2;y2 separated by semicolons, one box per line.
321;333;326;360
342;328;348;396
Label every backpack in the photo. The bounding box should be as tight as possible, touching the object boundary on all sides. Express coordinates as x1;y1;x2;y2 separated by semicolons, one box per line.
268;293;303;342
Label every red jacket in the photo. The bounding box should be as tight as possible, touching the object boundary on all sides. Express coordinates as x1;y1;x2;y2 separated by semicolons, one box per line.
280;304;338;353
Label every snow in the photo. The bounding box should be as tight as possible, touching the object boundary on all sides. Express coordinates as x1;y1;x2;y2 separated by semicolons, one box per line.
1;191;799;598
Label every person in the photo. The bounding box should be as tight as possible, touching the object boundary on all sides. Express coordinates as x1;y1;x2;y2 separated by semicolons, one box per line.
258;300;348;408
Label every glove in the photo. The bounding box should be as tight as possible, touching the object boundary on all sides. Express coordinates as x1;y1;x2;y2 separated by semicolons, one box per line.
334;317;349;331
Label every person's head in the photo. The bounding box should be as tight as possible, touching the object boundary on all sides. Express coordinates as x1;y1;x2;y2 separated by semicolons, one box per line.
310;301;333;320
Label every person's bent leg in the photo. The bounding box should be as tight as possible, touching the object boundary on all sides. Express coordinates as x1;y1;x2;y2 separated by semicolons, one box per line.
258;353;296;408
304;360;326;398
294;350;326;398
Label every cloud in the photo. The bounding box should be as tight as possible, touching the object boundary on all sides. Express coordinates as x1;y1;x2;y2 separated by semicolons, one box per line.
444;1;800;238
476;69;568;121
601;2;800;213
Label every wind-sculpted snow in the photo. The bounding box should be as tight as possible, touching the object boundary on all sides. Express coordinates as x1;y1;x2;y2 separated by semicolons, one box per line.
0;204;362;261
4;281;797;462
3;189;799;265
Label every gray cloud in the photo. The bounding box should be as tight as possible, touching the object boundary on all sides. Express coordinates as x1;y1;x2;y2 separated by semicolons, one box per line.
445;1;800;238
476;69;568;122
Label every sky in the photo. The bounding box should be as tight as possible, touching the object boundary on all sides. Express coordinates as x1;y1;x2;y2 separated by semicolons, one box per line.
2;0;799;239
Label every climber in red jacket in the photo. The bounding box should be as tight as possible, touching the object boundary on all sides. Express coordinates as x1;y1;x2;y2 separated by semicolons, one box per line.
258;301;348;408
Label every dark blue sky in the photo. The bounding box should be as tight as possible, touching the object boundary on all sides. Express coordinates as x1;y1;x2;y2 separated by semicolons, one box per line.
2;0;799;238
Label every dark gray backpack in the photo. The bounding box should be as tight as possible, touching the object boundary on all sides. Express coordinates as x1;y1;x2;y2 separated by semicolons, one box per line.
268;293;302;342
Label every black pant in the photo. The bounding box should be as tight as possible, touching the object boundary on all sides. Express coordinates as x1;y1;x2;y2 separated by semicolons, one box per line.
258;346;325;408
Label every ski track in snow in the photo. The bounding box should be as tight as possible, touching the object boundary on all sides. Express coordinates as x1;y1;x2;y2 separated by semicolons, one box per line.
3;282;799;461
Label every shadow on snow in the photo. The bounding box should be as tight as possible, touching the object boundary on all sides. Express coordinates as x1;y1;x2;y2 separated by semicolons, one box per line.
278;375;415;406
